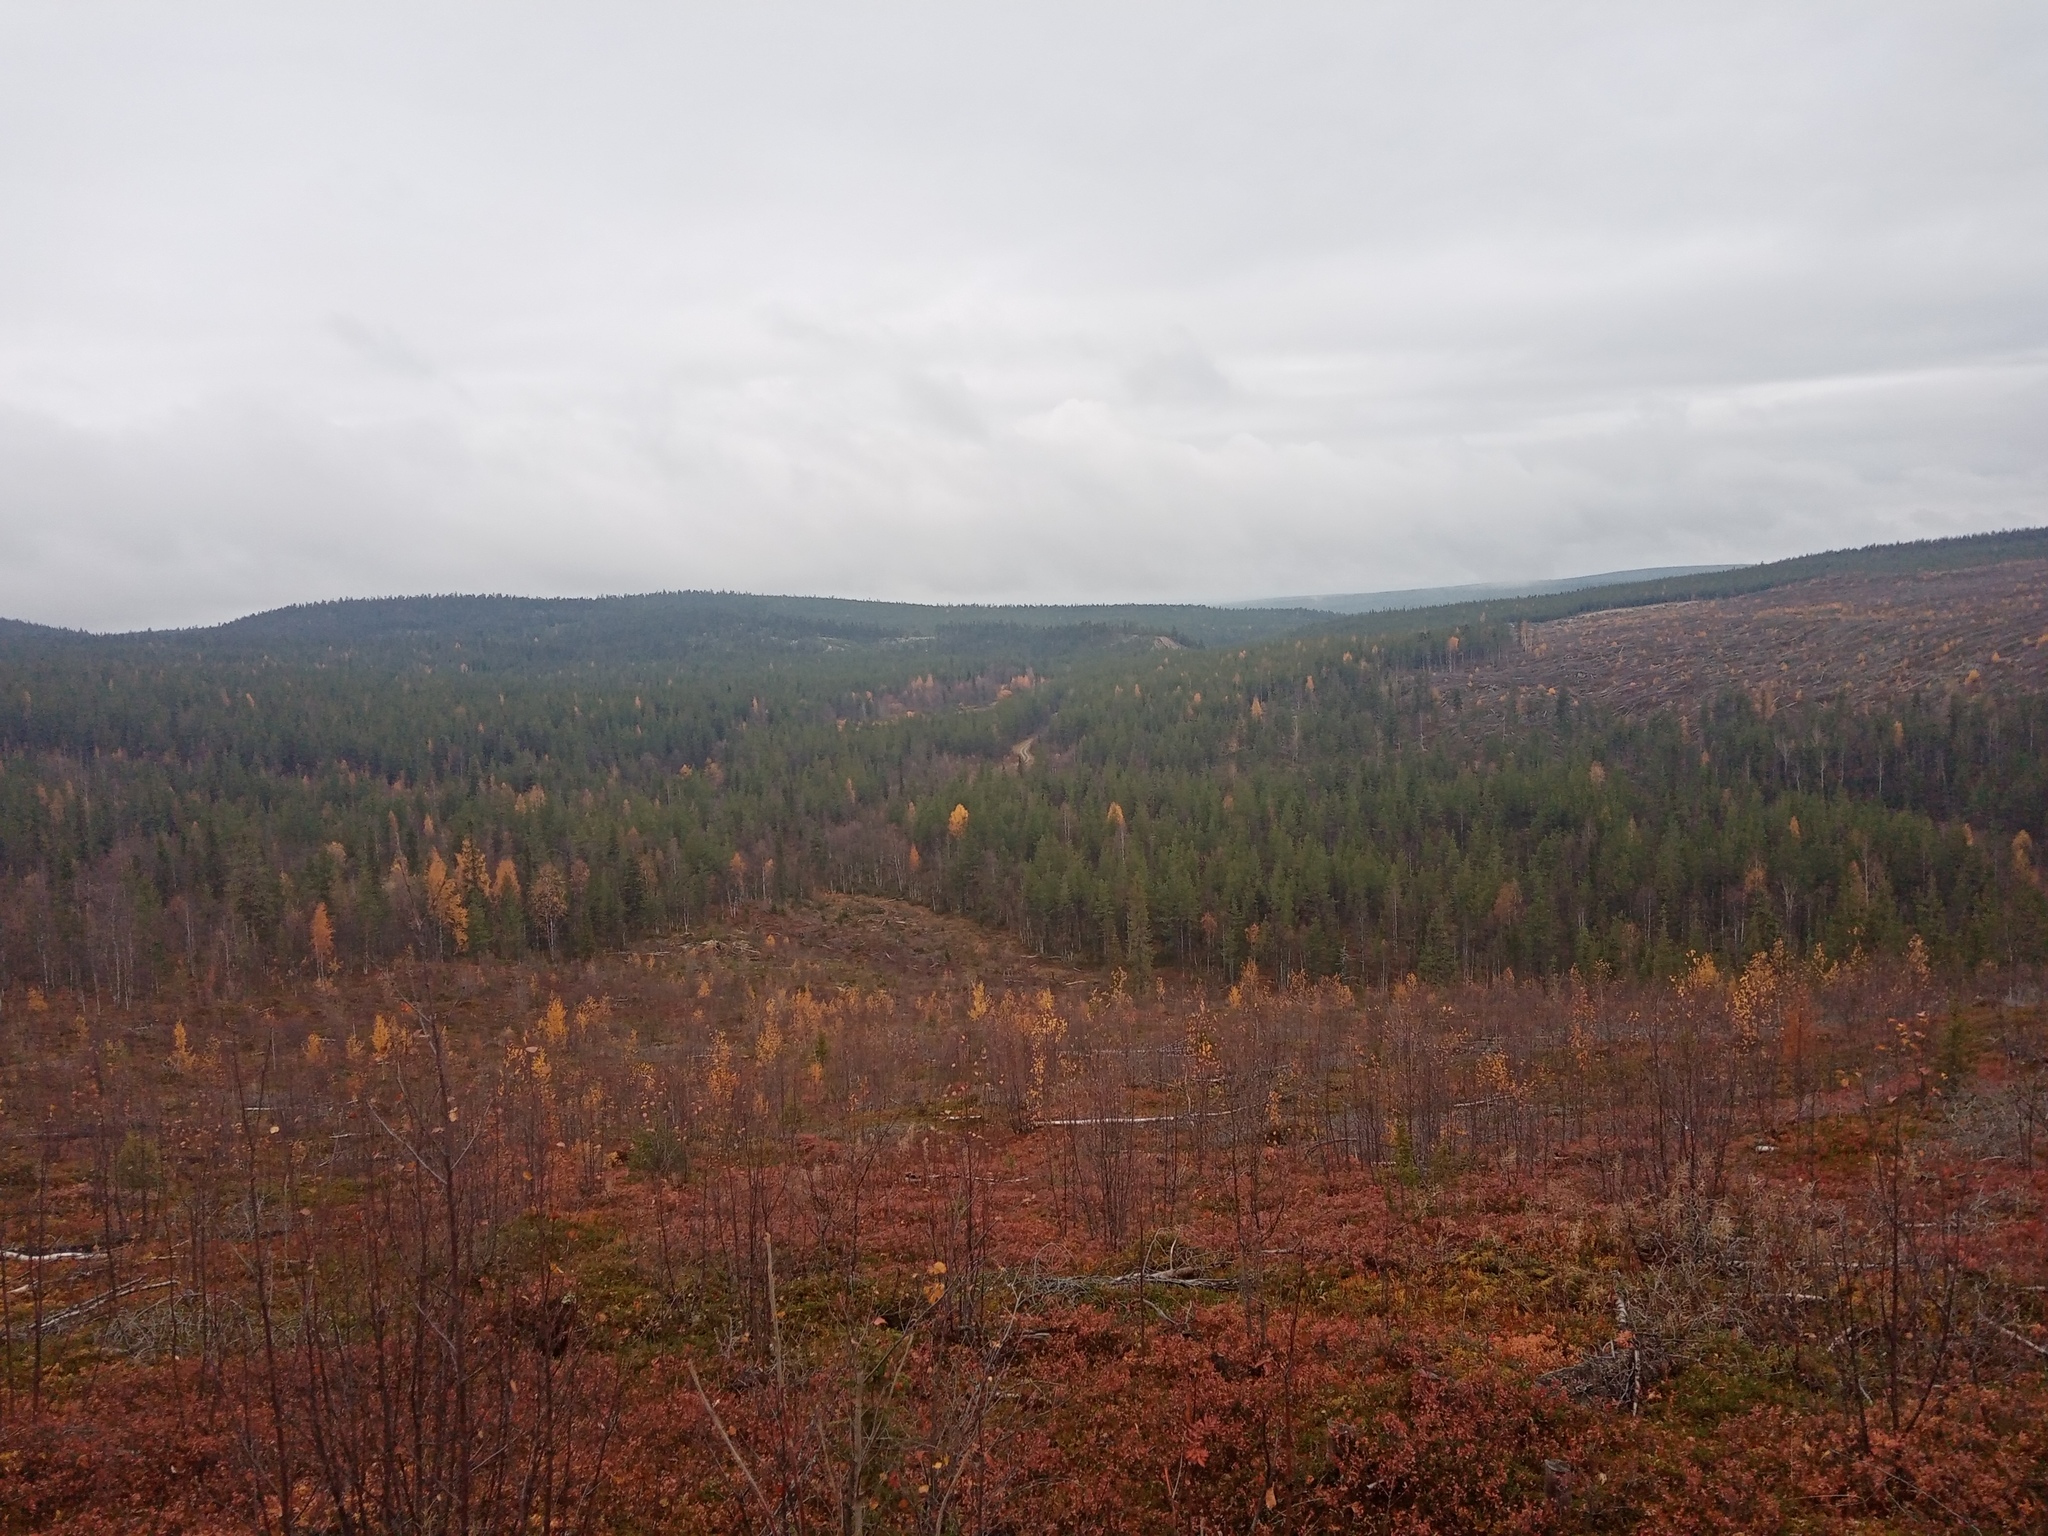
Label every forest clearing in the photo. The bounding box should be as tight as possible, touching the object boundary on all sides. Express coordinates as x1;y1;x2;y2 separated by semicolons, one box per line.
1;897;2045;1532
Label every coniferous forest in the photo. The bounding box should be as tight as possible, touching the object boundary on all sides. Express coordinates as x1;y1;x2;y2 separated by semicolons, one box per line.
2;529;2046;1533
4;531;2045;1004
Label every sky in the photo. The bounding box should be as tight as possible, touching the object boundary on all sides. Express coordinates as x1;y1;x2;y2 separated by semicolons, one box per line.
2;4;2045;631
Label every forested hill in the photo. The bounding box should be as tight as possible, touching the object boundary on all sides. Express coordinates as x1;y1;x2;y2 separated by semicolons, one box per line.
1250;525;2048;645
0;591;1333;669
7;523;2042;669
0;528;2044;1005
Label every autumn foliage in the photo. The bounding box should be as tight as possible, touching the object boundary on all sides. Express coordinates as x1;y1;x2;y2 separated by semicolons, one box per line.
0;539;2044;1528
1;896;2043;1532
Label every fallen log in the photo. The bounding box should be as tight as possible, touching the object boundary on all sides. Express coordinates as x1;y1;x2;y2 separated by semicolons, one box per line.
1028;1264;1235;1294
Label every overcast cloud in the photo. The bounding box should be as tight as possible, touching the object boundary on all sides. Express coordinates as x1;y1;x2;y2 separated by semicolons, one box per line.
2;3;2045;630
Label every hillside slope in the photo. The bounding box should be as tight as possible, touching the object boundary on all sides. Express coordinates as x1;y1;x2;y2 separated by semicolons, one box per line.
1470;558;2048;721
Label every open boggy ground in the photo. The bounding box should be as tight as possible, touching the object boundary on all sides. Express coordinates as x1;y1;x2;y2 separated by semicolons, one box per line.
2;903;2045;1533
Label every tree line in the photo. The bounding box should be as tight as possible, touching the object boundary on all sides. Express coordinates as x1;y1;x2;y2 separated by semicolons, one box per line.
2;595;2044;1005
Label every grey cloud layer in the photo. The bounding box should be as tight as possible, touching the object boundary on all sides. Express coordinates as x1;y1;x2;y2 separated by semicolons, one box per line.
1;3;2044;629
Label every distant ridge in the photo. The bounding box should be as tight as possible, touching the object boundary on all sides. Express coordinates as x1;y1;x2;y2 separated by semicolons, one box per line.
1273;526;2048;646
1236;565;1739;614
3;527;2042;665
